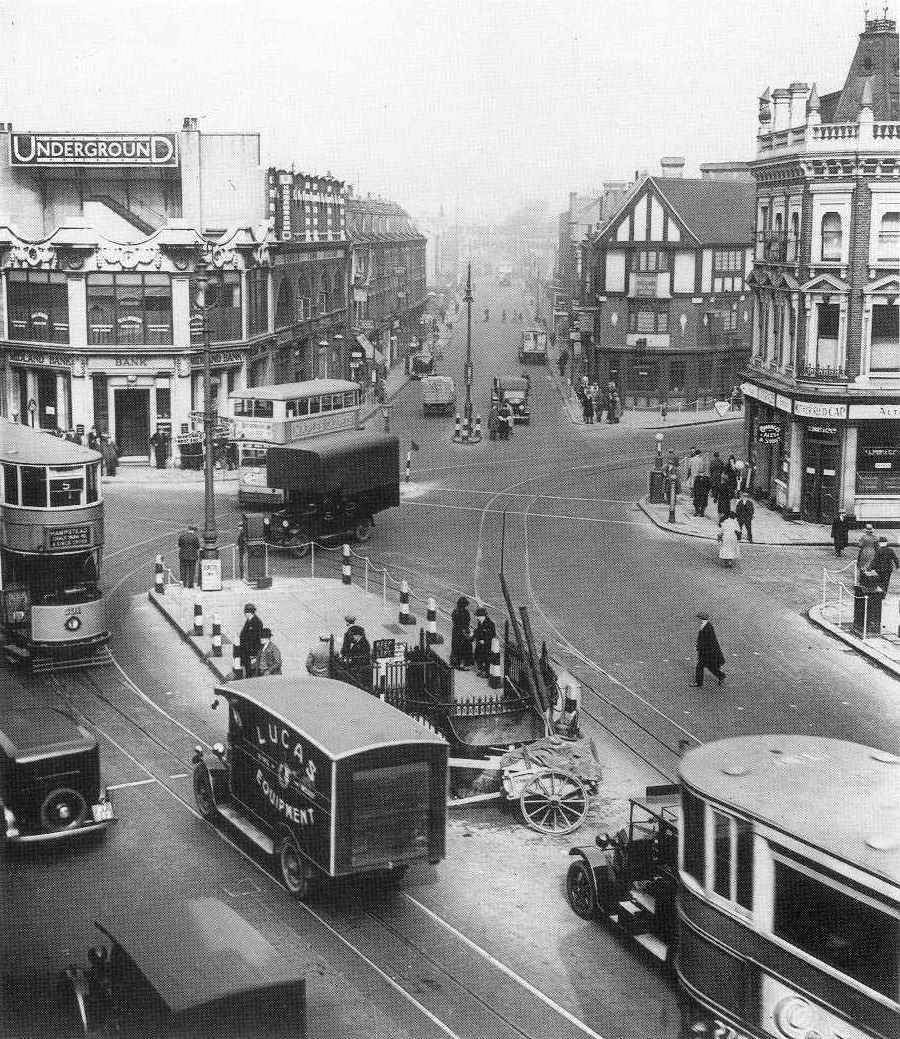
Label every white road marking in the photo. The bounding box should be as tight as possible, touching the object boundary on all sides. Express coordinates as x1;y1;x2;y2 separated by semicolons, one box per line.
105;530;180;559
404;894;608;1039
169;773;189;779
106;778;158;790
431;487;633;505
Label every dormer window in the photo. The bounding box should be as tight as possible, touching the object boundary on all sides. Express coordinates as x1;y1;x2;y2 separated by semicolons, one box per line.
821;213;842;262
877;212;900;263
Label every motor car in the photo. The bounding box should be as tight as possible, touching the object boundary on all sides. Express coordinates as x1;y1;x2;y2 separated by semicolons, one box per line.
491;377;530;424
421;375;457;416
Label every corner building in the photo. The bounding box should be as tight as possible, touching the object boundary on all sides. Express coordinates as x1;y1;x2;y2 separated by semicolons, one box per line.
743;17;900;524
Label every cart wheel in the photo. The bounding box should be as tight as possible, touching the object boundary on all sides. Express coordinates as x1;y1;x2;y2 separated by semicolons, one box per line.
192;765;218;822
278;836;310;898
354;519;373;542
290;541;311;559
40;787;88;832
566;860;599;919
519;770;589;835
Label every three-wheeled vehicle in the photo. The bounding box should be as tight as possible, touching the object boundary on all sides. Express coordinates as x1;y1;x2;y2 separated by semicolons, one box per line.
263;431;399;556
192;676;448;898
491;377;531;424
63;897;307;1038
566;784;679;969
410;351;435;379
421;375;457;416
0;706;115;843
519;328;548;364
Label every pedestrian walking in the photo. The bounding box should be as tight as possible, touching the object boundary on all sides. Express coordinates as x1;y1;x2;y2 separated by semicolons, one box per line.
557;349;569;378
149;429;168;470
257;628;283;676
857;523;879;576
343;626;371;667
708;451;724;504
472;607;497;677
692;473;711;517
305;633;332;677
717;474;733;522
724;455;739;498
238;603;264;677
178;524;201;588
450;596;473;670
830;512;850;556
735;492;755;543
581;392;594;424
488;403;499;440
687;449;704;492
717;512;741;567
499;401;513;439
100;432;118;477
608;390;621;423
871;537;899;592
741;452;757;494
691;613;725;687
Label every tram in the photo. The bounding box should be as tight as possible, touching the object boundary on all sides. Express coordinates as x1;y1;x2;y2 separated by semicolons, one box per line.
0;419;109;671
678;735;898;1039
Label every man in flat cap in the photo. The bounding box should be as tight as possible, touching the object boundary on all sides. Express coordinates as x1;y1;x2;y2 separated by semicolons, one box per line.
692;613;725;688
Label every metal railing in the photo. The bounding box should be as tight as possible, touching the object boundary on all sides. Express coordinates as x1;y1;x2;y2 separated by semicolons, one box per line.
797;362;847;382
820;559;861;634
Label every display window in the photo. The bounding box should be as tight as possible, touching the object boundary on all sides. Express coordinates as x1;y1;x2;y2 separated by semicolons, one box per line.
856;422;900;494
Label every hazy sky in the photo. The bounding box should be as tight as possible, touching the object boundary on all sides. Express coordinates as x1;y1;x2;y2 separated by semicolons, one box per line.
0;0;876;221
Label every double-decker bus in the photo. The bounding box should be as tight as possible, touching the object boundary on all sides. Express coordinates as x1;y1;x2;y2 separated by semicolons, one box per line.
678;734;898;1039
0;420;108;671
229;380;362;508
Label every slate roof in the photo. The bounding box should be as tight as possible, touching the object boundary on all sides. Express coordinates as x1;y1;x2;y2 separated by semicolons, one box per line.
650;177;755;246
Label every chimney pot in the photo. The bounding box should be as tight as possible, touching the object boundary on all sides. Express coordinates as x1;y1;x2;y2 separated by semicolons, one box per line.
660;156;686;178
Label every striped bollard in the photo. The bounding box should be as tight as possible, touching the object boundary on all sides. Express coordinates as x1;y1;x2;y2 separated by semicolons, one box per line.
341;544;352;585
472;414;482;442
193;601;203;636
231;644;244;680
211;613;222;657
425;598;443;644
452;414;462;442
462;414;471;442
154;554;165;594
405;451;411;483
399;580;416;625
489;637;502;689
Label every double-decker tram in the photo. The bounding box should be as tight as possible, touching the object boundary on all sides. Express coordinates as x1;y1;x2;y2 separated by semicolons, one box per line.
678;735;899;1039
229;379;362;508
0;419;109;671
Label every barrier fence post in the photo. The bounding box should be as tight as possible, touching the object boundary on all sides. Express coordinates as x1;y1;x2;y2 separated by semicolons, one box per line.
231;644;244;679
405;451;411;483
863;594;869;641
342;544;352;585
489;637;502;689
154;554;165;594
211;614;222;657
399;580;416;625
425;598;443;644
193;601;204;636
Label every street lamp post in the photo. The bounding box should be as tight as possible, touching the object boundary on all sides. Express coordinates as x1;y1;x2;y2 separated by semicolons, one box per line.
194;263;220;579
463;263;473;435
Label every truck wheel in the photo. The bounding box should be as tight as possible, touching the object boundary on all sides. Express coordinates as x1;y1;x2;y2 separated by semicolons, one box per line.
566;860;599;920
354;519;373;542
278;836;310;898
192;765;218;822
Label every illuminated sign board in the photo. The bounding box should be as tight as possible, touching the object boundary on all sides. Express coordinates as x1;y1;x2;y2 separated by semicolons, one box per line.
10;132;178;167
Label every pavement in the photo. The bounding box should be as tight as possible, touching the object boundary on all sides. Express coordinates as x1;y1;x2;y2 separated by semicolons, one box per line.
808;598;900;680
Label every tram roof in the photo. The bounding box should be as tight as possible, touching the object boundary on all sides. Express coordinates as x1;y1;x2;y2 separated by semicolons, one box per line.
0;419;102;466
679;735;900;885
228;379;359;401
216;675;447;760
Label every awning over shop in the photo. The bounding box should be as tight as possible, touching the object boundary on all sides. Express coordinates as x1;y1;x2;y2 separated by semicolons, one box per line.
355;333;386;366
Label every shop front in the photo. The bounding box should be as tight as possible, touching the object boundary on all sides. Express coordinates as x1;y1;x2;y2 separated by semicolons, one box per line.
848;407;900;523
800;422;841;523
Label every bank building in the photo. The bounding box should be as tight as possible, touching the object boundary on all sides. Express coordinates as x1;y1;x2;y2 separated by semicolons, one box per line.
743;15;900;524
0;118;351;463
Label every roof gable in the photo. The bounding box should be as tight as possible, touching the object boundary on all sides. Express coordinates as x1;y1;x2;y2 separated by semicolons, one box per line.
651;177;754;246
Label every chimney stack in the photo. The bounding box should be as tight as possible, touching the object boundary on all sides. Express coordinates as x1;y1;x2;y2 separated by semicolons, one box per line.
660;157;686;179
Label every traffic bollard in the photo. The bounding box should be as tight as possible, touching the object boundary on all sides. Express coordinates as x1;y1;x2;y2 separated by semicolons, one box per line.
425;598;443;644
399;580;416;625
472;415;482;442
405;451;411;483
452;414;462;442
462;414;471;442
211;614;222;657
489;637;502;689
231;644;244;679
154;554;165;594
193;601;203;636
341;544;352;585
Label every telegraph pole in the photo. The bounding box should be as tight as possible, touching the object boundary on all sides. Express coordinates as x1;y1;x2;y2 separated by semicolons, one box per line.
463;262;474;435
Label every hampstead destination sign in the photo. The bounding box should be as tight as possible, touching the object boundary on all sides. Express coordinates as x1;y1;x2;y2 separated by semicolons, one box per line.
9;132;178;167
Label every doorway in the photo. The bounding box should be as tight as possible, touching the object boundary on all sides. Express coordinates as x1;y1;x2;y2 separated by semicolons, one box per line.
114;388;150;458
801;438;839;522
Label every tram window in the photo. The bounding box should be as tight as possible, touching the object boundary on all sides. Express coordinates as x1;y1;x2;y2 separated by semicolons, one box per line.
239;445;268;466
86;464;99;503
21;466;47;507
3;464;18;505
320;395;332;413
682;789;705;885
344;391;357;408
308;396;320;415
711;811;754;910
233;399;252;417
735;820;753;909
49;476;83;507
713;811;731;898
296;398;309;417
254;400;273;419
773;860;898;999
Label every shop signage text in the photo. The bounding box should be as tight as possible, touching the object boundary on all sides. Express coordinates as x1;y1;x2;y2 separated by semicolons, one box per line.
793;400;847;419
848;403;900;420
634;275;657;298
756;423;782;444
10;132;178;167
740;382;776;406
808;424;838;436
189;350;244;369
47;526;91;550
8;350;77;368
113;356;150;367
775;393;793;414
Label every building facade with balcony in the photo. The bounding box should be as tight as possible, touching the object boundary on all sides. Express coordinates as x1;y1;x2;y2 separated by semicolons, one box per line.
743;16;900;523
346;195;426;374
584;159;754;406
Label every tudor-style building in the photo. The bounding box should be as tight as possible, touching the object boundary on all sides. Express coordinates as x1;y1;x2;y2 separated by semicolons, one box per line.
743;16;900;524
584;159;754;407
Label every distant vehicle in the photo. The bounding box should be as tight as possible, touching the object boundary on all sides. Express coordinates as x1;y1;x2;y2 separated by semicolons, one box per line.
0;706;115;843
519;328;548;365
263;430;399;556
491;377;530;424
410;351;435;379
63;897;307;1038
498;264;513;286
421;375;457;416
192;675;448;898
229;380;362;508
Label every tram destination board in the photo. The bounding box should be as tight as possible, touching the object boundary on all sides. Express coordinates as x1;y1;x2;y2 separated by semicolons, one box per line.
46;525;92;549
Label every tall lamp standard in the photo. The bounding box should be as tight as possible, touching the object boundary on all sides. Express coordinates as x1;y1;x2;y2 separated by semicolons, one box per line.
463;263;474;435
193;262;220;579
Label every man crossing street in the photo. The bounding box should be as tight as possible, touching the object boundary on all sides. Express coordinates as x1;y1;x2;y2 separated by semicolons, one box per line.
691;613;725;688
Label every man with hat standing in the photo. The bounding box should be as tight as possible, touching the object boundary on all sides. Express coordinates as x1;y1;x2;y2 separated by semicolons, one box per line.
472;607;497;677
257;628;282;676
238;603;264;678
305;633;332;677
691;613;725;688
857;523;879;576
340;615;368;659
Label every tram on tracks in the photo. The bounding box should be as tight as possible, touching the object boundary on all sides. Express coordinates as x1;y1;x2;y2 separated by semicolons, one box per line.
0;419;109;671
677;735;898;1039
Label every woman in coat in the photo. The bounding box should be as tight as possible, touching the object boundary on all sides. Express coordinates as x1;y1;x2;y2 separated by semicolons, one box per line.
450;596;473;670
717;512;741;567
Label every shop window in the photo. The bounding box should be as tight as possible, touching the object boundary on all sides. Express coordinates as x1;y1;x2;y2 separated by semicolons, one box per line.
274;278;293;328
870;305;899;373
247;269;269;336
87;274;172;346
878;212;900;263
856;422;900;495
191;272;242;342
7;271;70;343
773;859;897;1000
815;303;840;368
820;212;842;262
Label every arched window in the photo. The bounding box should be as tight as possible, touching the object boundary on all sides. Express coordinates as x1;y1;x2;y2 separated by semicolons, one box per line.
274;278;293;328
821;212;842;262
878;212;900;263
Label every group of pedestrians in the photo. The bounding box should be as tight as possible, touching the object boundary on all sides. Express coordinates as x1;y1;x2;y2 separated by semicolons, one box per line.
576;377;620;425
238;603;282;677
50;425;119;475
487;401;514;439
449;597;497;675
855;523;899;592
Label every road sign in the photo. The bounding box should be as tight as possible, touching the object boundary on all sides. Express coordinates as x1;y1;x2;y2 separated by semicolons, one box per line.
713;401;731;417
465;361;473;386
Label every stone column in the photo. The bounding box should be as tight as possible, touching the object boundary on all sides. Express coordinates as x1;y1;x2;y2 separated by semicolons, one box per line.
840;425;858;517
55;371;69;429
67;275;87;348
787;419;804;514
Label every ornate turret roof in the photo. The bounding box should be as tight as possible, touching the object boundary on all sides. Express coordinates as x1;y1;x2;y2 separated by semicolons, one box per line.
830;13;899;121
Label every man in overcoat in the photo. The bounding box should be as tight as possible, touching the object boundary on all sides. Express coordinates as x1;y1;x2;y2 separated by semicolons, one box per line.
239;603;264;677
178;525;201;588
691;613;725;688
472;607;497;677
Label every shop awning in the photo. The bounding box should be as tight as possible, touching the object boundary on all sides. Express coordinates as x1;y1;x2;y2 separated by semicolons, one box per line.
355;333;386;366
